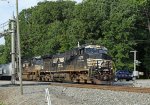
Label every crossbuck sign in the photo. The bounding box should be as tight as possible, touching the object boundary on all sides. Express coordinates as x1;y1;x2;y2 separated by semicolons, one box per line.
45;88;52;105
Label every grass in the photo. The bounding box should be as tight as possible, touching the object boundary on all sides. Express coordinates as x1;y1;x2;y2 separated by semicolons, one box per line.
0;101;4;105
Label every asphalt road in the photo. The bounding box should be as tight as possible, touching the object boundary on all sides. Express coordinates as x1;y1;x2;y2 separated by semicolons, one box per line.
113;80;134;86
0;80;134;87
0;80;51;87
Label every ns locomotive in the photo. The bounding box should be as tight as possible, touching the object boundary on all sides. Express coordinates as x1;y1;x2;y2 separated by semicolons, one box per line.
22;44;114;84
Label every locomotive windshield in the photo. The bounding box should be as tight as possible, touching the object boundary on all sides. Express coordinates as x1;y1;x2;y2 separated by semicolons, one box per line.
32;57;43;65
85;48;107;54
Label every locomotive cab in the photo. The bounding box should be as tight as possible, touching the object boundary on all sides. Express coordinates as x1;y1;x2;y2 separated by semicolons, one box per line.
83;45;113;83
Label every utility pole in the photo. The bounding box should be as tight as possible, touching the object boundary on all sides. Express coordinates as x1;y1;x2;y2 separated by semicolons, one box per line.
130;51;139;80
16;0;23;95
10;14;16;85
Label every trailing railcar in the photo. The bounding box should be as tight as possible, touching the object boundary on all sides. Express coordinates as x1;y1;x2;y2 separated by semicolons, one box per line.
0;63;12;80
22;44;114;84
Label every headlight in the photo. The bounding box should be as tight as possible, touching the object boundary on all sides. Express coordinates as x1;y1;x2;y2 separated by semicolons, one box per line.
3;69;7;74
130;74;133;77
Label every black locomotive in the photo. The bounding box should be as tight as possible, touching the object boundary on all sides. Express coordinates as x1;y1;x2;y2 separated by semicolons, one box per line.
22;44;114;84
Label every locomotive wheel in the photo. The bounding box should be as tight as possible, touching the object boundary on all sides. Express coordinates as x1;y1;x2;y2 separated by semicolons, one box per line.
77;79;80;83
84;79;87;84
45;78;48;81
42;77;45;81
91;80;96;84
71;74;77;83
45;74;51;81
36;77;40;81
71;78;77;83
92;78;101;84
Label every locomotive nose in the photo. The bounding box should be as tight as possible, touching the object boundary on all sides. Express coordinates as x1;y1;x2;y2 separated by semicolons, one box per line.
103;75;109;81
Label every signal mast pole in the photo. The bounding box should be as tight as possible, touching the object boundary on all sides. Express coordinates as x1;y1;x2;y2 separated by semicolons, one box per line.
130;51;139;80
130;51;137;72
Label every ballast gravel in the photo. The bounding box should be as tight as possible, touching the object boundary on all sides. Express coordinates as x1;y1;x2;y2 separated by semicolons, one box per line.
0;84;150;105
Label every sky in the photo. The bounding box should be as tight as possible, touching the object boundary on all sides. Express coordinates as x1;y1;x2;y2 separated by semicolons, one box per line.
0;0;82;45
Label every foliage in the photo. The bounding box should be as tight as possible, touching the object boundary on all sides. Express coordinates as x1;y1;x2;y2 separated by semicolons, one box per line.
0;0;150;77
0;34;11;64
97;0;140;69
0;45;5;64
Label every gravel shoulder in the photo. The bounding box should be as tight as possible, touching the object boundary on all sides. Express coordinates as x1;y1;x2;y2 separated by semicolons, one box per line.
0;81;150;105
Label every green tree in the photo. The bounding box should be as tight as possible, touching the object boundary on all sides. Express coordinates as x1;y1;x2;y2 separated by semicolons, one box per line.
97;0;143;69
2;0;150;77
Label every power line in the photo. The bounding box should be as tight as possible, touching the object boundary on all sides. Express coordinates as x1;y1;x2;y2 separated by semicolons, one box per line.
0;0;9;2
0;0;12;32
0;21;10;38
0;0;15;8
0;21;9;29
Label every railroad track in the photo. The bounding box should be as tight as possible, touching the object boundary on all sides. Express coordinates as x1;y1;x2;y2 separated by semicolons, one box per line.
50;83;150;93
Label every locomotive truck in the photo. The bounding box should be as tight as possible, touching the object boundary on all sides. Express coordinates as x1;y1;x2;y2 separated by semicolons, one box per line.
22;44;114;84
